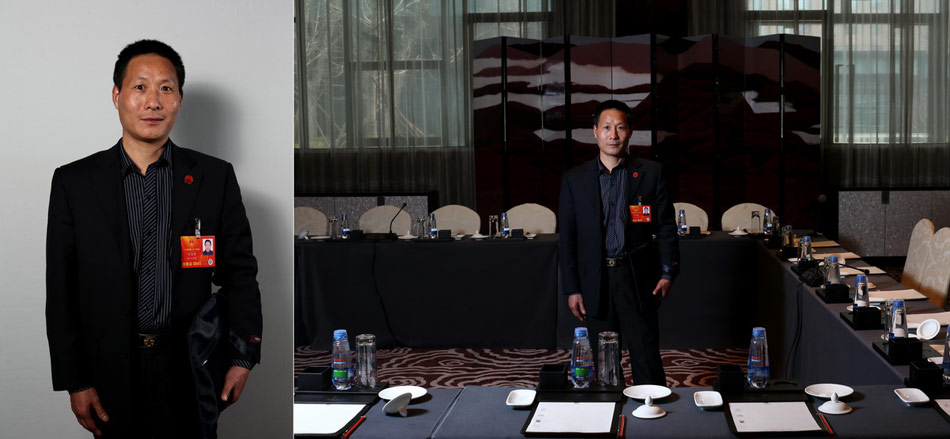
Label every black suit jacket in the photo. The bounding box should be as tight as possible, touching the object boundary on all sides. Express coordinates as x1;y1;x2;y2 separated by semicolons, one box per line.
46;140;262;426
558;156;679;315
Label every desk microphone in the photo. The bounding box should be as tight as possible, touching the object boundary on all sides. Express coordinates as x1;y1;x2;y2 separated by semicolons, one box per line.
839;263;870;276
388;203;407;239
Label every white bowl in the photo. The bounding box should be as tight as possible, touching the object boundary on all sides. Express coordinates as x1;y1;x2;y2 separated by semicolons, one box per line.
693;391;722;410
894;388;930;406
505;389;536;408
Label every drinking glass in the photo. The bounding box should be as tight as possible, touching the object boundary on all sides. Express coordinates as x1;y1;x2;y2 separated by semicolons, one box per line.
598;331;621;386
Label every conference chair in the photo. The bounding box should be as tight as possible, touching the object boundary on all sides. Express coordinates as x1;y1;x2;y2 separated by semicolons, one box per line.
673;202;709;232
901;218;936;291
358;205;412;235
432;204;481;235
294;206;328;236
721;202;771;232
506;203;557;234
918;227;950;310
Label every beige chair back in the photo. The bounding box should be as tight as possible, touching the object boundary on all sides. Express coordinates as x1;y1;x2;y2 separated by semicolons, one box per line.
506;203;557;234
294;206;328;236
673;202;709;232
918;227;950;310
901;218;935;290
432;204;481;235
721;202;771;232
358;205;412;234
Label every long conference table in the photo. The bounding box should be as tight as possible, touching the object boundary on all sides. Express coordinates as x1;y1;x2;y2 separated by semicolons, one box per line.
295;232;942;385
337;386;949;438
296;233;950;437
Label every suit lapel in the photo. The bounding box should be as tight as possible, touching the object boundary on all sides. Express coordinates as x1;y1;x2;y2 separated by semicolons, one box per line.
170;142;201;267
627;157;643;206
92;142;133;271
584;158;601;215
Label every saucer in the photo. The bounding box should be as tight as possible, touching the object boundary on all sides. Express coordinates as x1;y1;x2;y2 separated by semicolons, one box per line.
623;384;672;401
632;396;666;419
805;383;853;399
379;385;427;401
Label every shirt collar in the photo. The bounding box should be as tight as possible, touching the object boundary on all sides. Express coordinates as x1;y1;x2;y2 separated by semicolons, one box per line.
597;155;627;175
119;139;172;176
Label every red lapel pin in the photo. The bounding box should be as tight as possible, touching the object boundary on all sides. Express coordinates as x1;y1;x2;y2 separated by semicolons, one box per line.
184;175;194;184
633;172;639;178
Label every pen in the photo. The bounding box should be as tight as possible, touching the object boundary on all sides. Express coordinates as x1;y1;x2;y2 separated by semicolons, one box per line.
342;415;366;439
617;414;625;438
817;413;834;436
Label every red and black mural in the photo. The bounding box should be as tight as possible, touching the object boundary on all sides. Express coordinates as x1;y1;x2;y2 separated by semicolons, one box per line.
472;34;821;230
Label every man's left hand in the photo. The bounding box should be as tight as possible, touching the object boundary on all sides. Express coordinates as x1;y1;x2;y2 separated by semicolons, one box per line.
220;366;251;407
652;279;672;299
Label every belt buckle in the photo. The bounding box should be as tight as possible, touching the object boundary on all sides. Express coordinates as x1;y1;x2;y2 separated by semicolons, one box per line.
140;334;158;349
606;258;617;267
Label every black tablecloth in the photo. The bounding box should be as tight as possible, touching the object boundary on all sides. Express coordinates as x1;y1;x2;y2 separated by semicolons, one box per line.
295;236;559;349
429;386;950;438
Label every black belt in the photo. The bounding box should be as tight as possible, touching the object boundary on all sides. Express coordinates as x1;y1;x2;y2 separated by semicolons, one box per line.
605;256;626;267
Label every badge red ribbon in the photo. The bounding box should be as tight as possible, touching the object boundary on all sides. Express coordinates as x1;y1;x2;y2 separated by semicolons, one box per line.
184;175;194;184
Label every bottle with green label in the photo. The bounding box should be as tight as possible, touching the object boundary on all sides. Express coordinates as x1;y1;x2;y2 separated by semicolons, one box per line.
331;329;352;390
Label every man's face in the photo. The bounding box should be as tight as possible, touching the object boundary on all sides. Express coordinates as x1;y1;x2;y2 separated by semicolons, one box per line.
113;54;182;146
204;241;212;250
593;109;631;159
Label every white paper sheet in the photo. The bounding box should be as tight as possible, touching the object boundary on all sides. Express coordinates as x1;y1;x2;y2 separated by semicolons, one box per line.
936;400;950;417
814;251;860;260
525;401;616;434
293;403;366;435
869;289;928;302
932;343;945;356
841;266;886;276
729;402;822;433
908;311;950;327
810;240;839;248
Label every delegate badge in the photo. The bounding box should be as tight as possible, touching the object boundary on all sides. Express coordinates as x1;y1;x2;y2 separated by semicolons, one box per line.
629;205;652;223
181;235;215;268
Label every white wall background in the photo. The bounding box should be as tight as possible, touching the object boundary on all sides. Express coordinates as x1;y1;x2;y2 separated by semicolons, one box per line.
0;1;294;437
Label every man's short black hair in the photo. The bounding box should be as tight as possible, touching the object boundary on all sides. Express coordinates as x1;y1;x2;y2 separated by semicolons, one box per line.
592;99;632;126
113;39;185;90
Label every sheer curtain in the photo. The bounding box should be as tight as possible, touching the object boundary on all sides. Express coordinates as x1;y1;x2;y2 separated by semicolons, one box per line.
294;0;616;206
295;0;471;205
688;0;950;187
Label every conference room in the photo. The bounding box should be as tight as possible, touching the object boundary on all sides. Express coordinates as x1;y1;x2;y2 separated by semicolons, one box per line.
292;1;950;437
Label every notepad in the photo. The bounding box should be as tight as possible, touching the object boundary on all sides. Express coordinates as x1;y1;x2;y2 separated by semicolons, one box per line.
810;240;839;248
525;401;615;434
908;311;950;327
936;400;950;417
293;403;365;435
869;289;928;302
729;402;822;433
814;251;861;260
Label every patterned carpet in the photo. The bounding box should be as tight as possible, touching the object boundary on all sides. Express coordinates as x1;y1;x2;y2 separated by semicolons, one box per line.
295;347;748;388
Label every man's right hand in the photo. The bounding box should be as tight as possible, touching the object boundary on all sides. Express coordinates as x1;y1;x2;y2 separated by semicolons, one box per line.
568;293;586;322
70;388;108;436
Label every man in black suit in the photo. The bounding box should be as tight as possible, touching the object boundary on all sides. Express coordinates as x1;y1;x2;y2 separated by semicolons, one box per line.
46;40;262;438
559;100;679;385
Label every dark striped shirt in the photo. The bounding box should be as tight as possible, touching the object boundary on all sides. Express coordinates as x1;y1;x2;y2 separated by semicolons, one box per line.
598;157;627;258
120;142;173;332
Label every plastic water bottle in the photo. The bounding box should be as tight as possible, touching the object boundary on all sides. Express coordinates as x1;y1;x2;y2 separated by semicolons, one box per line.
570;327;592;388
799;236;813;261
500;212;511;238
890;299;908;339
942;330;950;384
825;256;840;285
763;209;773;234
677;210;688;236
331;329;353;390
340;213;351;240
853;274;869;308
747;327;770;389
428;213;438;239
